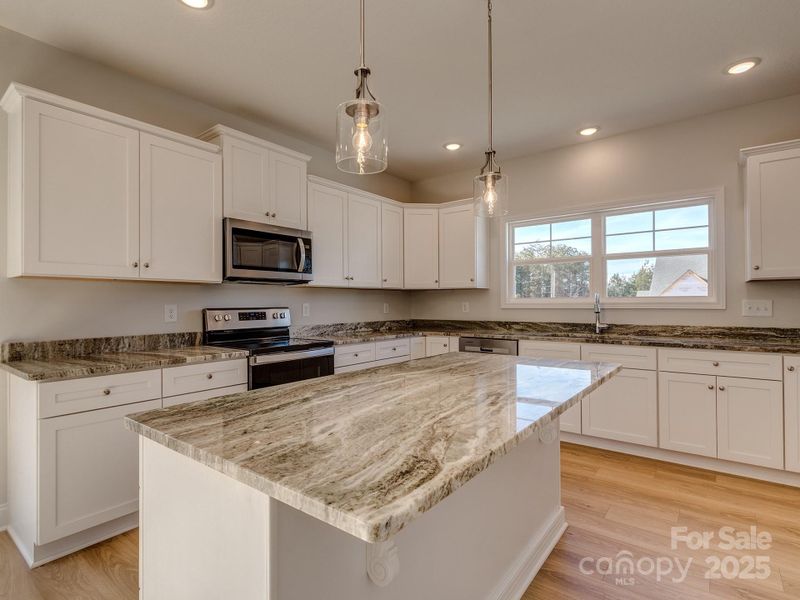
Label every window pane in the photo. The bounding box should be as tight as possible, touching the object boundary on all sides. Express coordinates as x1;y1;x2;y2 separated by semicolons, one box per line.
605;211;652;235
514;224;550;244
655;204;708;230
515;262;590;299
655;227;709;251
552;219;591;240
606;232;653;254
514;241;551;259
552;237;591;257
607;254;708;298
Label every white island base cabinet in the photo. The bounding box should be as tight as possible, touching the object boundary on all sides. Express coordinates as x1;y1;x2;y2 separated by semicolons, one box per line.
139;432;565;600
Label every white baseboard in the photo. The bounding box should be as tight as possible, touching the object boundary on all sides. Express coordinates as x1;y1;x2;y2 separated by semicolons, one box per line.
0;503;8;531
562;433;800;488
490;507;567;600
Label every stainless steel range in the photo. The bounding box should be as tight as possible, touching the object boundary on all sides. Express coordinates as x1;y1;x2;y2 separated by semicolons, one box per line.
203;307;334;390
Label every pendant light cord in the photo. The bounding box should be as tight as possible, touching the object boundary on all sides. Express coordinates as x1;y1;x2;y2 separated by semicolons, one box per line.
487;0;493;154
360;0;366;69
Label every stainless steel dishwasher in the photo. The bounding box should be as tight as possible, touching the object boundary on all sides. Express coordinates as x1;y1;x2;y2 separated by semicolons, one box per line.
458;337;518;355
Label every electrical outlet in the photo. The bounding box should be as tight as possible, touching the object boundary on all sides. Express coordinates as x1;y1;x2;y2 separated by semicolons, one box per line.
302;303;310;317
742;299;773;317
164;304;178;323
383;303;389;314
462;302;470;313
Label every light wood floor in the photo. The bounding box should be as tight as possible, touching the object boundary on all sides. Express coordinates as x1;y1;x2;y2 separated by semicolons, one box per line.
2;443;799;599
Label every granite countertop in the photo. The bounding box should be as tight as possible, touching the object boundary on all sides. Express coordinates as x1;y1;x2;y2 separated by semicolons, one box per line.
125;353;620;543
0;346;248;382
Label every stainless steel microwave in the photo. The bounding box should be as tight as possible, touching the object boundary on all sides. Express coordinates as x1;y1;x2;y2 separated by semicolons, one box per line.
223;218;313;284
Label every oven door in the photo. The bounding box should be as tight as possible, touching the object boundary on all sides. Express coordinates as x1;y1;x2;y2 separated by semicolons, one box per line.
225;218;312;282
249;348;334;389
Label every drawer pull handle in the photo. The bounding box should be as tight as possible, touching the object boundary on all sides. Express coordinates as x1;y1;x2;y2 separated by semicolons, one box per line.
103;389;111;395
354;353;359;357
392;347;397;351
443;344;448;348
707;385;714;390
207;373;214;379
789;366;796;372
712;361;720;367
753;265;760;270
718;385;726;391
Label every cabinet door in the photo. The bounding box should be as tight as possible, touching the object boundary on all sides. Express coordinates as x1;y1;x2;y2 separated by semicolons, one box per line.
21;99;140;279
347;193;382;288
307;183;348;286
582;368;658;447
269;151;307;230
746;148;800;279
438;204;476;288
381;203;404;288
140;133;222;282
221;135;270;223
404;208;439;288
425;336;450;356
658;372;717;457
717;376;784;469
38;398;161;544
410;338;426;360
519;341;582;433
786;357;800;473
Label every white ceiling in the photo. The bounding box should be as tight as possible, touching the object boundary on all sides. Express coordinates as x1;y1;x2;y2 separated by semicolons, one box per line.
1;0;800;181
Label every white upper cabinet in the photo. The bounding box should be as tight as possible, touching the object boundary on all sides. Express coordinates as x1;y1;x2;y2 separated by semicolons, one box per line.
741;139;800;280
199;125;310;230
438;203;488;289
404;208;439;289
139;133;222;283
2;83;223;283
381;203;404;288
307;181;348;287
347;193;382;288
8;97;141;279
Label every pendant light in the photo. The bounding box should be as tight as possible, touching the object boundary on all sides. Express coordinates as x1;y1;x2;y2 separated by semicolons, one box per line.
336;0;388;174
474;0;507;218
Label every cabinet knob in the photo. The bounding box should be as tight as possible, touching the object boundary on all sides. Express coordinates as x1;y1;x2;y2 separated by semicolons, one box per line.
392;347;397;351
443;344;448;348
718;385;726;391
265;212;271;217
712;361;720;367
103;388;111;395
383;278;388;282
470;277;474;282
144;262;150;269
707;384;714;390
272;212;277;218
354;353;359;357
434;279;439;284
789;366;796;372
207;373;213;379
753;265;760;270
132;261;139;268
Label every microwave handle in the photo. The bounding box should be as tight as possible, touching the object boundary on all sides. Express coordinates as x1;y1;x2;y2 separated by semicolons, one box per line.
296;238;306;272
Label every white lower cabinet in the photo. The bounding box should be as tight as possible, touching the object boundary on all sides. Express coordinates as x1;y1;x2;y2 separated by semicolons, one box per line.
582;369;658;447
38;398;161;545
717;376;784;469
425;336;451;357
659;371;718;458
519;341;582;434
785;357;800;473
334;340;410;373
410;337;426;360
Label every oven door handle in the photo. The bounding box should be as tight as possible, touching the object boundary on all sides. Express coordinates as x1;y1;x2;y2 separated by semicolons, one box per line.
250;347;333;365
296;238;306;273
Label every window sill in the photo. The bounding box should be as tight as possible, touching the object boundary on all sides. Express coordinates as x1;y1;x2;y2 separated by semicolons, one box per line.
501;299;726;310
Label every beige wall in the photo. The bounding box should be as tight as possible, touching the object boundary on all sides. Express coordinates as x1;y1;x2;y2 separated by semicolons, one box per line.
409;93;800;328
0;27;414;511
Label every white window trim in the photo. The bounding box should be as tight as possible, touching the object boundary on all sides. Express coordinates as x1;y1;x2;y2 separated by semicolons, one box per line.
500;187;726;309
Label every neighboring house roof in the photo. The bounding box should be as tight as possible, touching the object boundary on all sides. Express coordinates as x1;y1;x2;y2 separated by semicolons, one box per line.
639;255;709;297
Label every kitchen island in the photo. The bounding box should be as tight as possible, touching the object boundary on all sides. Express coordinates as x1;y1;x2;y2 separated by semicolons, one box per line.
125;353;620;600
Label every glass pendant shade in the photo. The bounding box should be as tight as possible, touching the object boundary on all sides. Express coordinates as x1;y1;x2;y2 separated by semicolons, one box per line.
336;97;388;174
473;170;508;219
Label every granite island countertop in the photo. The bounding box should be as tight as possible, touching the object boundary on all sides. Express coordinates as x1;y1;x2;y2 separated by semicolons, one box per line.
125;353;620;543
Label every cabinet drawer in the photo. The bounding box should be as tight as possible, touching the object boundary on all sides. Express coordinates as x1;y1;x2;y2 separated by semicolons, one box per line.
658;348;782;380
39;370;162;418
581;344;657;371
335;355;409;374
519;340;581;360
375;339;410;360
162;384;248;408
425;336;451;357
162;359;248;398
334;343;376;368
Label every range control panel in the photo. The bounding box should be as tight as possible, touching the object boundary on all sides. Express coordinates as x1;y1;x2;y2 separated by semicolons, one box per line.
203;307;291;331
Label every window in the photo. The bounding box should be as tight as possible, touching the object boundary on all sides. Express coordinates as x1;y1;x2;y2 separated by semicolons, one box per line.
504;191;724;308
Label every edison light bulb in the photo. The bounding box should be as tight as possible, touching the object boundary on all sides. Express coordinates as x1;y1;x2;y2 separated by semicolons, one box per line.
483;177;497;217
352;125;373;153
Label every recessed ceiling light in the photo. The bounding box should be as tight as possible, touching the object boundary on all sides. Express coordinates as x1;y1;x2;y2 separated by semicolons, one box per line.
443;143;462;151
726;58;761;75
578;127;599;137
179;0;213;9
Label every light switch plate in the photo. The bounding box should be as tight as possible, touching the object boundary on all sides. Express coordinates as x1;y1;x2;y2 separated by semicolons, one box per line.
462;302;470;313
742;299;773;317
164;304;178;323
302;303;310;317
